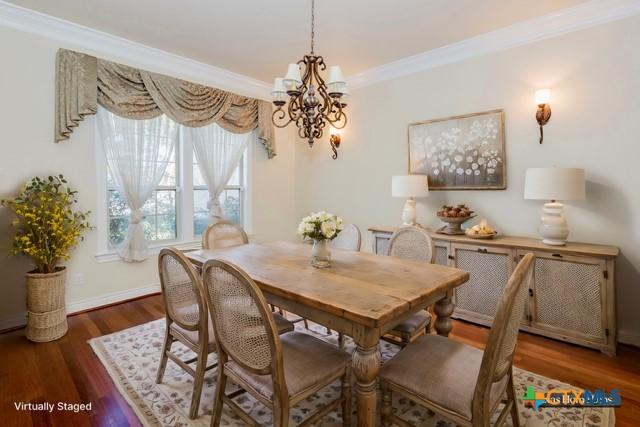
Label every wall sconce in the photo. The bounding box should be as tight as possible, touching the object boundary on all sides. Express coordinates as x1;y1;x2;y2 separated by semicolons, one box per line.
329;126;341;159
535;88;552;144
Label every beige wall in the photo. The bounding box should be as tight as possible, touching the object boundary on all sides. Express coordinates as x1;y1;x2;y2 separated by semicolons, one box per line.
0;25;298;327
295;16;640;343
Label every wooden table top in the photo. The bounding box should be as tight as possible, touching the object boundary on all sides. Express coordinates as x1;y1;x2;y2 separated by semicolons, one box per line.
186;241;469;328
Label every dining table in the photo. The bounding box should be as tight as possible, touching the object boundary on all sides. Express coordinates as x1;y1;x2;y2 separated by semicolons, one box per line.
185;240;470;427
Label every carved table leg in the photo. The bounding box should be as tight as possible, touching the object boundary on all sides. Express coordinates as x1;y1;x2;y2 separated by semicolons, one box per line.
352;343;381;427
434;291;454;337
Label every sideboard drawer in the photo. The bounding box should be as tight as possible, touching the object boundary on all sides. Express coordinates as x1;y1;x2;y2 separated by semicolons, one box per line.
451;243;515;325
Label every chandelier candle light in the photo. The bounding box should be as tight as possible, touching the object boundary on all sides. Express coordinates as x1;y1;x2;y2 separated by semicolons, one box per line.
271;0;348;158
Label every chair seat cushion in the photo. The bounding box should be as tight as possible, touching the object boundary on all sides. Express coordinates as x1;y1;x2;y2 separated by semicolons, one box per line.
170;318;217;352
380;334;508;420
226;332;350;400
170;313;293;351
391;311;431;334
273;313;295;334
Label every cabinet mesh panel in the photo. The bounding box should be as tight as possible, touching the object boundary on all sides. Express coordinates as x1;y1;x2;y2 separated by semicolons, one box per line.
376;237;390;256
534;257;603;338
434;246;448;266
455;249;510;318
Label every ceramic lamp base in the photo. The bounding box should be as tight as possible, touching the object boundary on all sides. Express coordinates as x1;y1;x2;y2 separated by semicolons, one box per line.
401;198;418;226
538;202;569;246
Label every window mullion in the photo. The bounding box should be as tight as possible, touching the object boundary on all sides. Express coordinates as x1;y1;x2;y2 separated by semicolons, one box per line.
180;128;195;241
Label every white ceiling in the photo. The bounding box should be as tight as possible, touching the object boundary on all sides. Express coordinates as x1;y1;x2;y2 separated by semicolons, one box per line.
6;0;587;82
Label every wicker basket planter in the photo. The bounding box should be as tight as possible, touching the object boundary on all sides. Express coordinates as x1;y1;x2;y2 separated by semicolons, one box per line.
25;267;68;342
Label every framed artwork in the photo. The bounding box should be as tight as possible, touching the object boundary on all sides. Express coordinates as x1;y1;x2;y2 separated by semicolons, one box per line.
408;109;506;190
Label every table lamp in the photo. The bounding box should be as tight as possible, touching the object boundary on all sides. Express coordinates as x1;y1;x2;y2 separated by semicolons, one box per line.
524;168;585;246
392;175;429;226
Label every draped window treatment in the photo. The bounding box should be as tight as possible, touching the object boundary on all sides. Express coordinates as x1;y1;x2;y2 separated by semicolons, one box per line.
97;107;178;262
187;124;253;221
55;49;276;158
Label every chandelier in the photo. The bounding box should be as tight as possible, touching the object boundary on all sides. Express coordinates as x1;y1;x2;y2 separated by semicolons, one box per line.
270;0;348;159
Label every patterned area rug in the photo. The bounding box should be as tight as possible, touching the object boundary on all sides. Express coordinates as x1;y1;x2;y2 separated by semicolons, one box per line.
89;319;614;426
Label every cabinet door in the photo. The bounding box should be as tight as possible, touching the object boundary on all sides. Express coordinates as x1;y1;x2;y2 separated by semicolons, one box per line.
372;232;392;255
451;243;515;325
527;251;607;344
433;241;451;266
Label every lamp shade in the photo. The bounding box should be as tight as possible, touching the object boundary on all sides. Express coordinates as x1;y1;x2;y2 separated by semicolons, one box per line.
392;175;429;198
327;65;345;84
524;168;585;201
283;63;302;84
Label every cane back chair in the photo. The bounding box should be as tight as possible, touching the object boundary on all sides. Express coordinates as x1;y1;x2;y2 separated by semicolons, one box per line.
202;220;249;249
380;253;536;427
331;223;362;252
202;259;352;427
156;248;217;419
385;226;435;345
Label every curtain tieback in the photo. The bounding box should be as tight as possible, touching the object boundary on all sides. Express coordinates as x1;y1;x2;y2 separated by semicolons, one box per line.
130;208;145;225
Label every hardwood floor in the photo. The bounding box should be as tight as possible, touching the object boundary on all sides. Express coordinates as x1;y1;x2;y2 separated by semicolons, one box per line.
0;294;638;426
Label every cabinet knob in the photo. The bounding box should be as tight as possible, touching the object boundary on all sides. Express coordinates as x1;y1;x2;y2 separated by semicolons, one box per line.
552;253;563;258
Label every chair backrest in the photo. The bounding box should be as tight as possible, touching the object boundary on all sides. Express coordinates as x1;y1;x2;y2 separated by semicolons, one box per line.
202;259;283;378
387;226;435;263
331;223;362;251
158;248;207;333
472;253;535;419
202;220;249;249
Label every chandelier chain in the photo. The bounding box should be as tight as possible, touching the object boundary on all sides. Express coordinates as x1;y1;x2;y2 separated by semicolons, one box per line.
310;0;315;54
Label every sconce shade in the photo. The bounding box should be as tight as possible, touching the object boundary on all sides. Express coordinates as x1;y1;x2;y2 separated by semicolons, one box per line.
392;175;429;198
524;168;585;201
535;88;551;105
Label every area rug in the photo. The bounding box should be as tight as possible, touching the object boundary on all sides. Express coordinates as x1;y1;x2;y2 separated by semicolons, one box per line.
89;319;614;426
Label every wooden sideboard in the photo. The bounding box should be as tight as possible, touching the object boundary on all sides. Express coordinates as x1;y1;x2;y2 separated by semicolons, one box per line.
369;226;619;355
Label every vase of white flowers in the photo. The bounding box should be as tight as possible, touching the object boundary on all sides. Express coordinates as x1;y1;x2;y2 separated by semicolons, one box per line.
297;212;344;268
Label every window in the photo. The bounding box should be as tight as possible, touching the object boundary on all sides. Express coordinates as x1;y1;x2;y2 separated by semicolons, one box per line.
98;122;250;254
107;151;178;246
193;155;244;236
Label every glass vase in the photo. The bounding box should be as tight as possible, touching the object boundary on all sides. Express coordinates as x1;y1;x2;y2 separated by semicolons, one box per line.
311;239;331;268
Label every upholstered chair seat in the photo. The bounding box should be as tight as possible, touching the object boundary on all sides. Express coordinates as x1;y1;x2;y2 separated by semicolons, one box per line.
226;332;351;401
391;311;431;335
381;334;508;420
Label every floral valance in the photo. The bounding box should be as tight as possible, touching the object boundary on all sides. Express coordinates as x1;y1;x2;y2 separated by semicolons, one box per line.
54;49;276;158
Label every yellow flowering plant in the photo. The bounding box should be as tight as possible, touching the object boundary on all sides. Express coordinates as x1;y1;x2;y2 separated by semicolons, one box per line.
1;175;91;274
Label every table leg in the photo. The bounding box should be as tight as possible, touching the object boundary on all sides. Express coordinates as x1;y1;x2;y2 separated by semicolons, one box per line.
352;343;381;427
434;291;454;337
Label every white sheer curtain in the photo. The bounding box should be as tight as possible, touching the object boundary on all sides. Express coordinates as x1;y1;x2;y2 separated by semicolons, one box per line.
187;123;252;221
97;107;178;262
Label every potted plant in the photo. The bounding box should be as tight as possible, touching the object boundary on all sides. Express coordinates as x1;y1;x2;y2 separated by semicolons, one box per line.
1;175;91;342
297;212;343;268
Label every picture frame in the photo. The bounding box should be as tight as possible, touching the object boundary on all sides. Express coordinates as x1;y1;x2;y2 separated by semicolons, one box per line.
408;109;506;190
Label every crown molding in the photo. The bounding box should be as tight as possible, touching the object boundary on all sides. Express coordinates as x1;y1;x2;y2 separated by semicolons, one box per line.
0;0;272;99
1;0;639;96
347;0;640;89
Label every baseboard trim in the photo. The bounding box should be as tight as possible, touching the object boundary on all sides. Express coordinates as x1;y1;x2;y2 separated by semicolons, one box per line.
0;283;160;334
618;329;640;348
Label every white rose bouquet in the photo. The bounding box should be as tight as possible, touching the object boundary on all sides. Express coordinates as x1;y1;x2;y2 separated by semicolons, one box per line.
297;211;344;241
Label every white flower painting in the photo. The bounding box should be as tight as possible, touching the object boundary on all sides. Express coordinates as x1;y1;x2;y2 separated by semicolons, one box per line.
408;110;506;190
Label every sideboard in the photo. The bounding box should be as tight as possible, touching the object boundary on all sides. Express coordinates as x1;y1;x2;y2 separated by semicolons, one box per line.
369;226;619;356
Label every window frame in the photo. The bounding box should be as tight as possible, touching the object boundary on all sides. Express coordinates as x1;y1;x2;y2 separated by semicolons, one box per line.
95;122;252;263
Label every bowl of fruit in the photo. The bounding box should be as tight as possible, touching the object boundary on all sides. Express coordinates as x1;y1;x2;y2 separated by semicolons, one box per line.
436;204;475;235
465;221;498;239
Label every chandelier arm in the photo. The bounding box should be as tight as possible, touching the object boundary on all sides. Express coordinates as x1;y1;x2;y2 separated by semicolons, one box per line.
271;107;293;128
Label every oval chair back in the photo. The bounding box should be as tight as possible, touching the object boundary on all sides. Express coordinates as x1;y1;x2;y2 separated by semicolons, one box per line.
202;220;249;249
472;253;535;420
331;223;362;251
202;259;283;378
158;247;207;333
387;226;435;263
